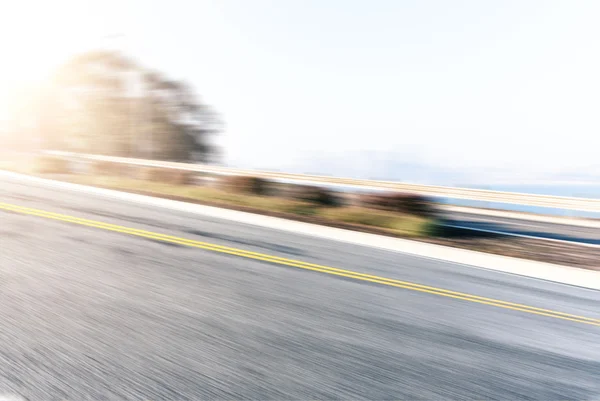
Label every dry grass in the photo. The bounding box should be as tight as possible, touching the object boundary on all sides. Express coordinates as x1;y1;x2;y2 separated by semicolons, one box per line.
62;175;432;237
0;155;433;237
219;176;271;195
1;155;68;175
321;207;430;236
137;167;194;185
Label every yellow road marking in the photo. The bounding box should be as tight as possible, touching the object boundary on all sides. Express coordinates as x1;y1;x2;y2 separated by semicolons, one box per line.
1;201;599;327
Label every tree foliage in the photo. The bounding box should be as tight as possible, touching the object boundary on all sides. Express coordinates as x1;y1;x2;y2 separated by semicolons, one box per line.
37;51;220;162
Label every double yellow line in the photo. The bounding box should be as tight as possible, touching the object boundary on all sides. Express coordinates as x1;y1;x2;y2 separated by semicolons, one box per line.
1;201;599;327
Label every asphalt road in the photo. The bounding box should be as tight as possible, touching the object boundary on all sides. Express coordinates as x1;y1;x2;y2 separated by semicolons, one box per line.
0;175;599;400
442;209;600;245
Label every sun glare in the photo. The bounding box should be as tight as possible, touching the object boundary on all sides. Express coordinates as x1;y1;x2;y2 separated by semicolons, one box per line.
0;0;119;88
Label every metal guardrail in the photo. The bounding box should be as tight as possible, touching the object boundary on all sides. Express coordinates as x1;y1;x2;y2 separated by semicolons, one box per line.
47;151;600;213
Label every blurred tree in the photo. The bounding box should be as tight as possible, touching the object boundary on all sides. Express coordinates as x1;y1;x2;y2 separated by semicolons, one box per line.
38;51;220;162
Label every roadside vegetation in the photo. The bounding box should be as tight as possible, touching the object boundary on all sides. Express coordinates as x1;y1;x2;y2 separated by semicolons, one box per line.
4;155;437;238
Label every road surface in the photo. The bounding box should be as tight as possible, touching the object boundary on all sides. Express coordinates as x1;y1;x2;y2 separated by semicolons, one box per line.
0;175;599;400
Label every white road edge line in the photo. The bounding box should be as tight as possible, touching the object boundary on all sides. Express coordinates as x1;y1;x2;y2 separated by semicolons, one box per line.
1;170;599;290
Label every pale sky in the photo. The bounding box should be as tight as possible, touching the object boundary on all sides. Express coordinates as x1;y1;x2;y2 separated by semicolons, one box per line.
1;0;599;176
